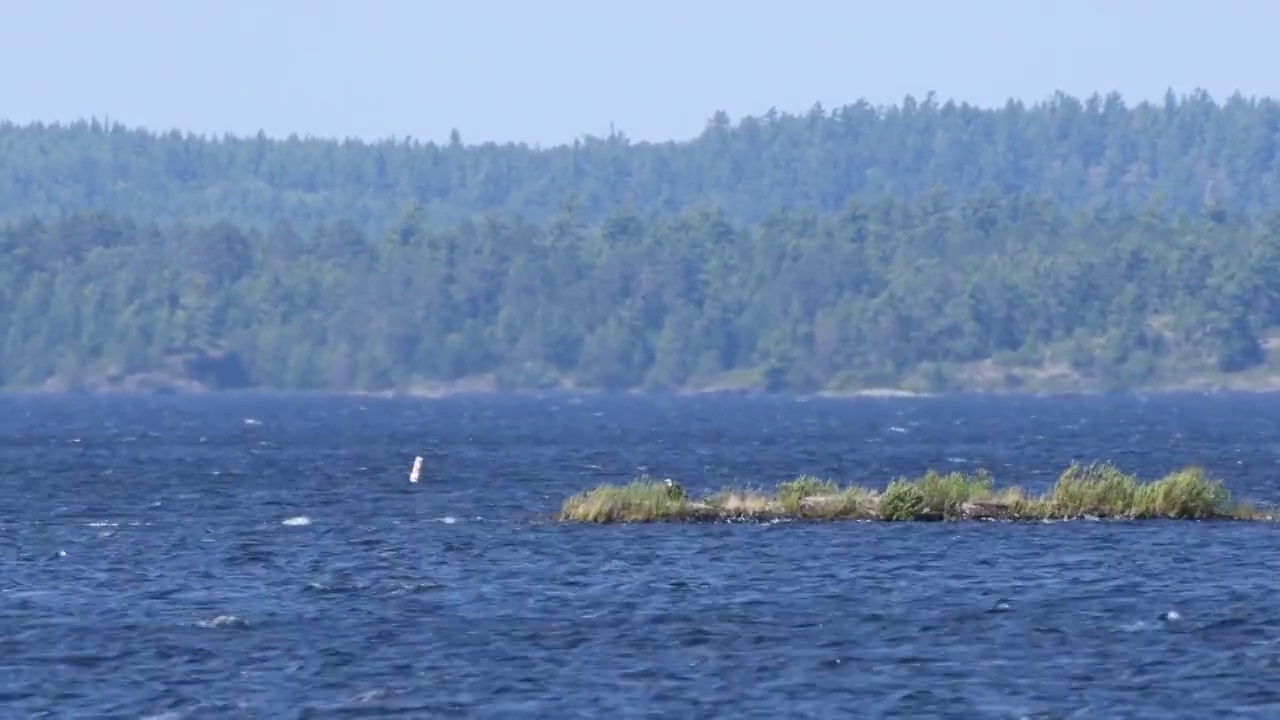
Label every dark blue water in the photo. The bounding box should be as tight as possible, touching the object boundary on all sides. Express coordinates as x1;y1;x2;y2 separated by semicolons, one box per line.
4;391;1280;719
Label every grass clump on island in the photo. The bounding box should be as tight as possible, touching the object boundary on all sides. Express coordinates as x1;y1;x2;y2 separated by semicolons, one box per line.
557;463;1268;524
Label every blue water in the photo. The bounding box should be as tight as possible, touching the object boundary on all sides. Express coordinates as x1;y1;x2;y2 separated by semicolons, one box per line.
4;391;1280;718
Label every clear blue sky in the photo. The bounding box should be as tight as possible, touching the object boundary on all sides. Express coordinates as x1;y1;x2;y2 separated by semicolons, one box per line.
2;0;1277;147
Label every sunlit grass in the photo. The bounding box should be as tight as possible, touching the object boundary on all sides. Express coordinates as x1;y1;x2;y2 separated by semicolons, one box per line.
1130;466;1234;519
557;463;1267;523
776;476;840;514
558;475;695;523
1046;461;1140;517
705;487;775;517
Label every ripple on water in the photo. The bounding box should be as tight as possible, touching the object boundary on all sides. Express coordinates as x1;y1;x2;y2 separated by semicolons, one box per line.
2;393;1280;718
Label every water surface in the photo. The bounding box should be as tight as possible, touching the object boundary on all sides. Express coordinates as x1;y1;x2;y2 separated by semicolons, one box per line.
3;391;1280;718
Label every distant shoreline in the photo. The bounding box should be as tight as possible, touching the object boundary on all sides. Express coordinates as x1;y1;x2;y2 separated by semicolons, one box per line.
24;354;1280;402
8;380;1280;401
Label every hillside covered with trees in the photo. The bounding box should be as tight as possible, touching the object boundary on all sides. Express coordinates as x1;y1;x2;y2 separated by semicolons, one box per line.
3;89;1279;232
4;89;1280;395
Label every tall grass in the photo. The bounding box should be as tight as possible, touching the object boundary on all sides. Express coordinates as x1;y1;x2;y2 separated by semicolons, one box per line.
916;469;996;517
776;476;840;513
558;475;693;523
1044;462;1234;519
1131;466;1233;519
1047;462;1139;516
557;463;1261;523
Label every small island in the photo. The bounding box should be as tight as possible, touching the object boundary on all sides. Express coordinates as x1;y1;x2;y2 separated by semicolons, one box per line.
558;462;1271;524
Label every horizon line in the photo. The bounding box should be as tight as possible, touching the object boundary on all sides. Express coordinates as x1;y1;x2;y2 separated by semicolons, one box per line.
0;86;1264;151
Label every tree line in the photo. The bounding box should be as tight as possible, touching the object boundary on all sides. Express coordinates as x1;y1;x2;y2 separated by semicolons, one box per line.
2;191;1277;393
1;89;1278;235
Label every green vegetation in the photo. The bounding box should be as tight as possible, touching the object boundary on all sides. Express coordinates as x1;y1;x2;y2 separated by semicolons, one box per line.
7;192;1280;394
3;90;1278;231
5;91;1280;394
557;463;1267;523
777;476;840;513
556;476;696;523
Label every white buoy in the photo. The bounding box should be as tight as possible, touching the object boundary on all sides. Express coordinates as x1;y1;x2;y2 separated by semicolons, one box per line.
409;456;424;483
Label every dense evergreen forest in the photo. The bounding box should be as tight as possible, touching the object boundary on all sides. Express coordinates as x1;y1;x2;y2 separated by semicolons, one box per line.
4;89;1280;395
4;90;1280;231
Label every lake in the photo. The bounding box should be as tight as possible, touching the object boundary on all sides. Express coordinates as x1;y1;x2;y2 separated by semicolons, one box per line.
3;391;1279;718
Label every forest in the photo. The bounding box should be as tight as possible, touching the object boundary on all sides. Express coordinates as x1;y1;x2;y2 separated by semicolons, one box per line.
3;89;1280;394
